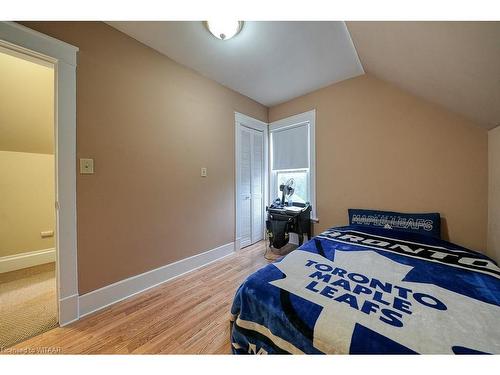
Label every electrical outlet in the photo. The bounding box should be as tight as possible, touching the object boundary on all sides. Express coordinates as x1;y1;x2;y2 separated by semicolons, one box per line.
41;230;54;238
201;167;207;177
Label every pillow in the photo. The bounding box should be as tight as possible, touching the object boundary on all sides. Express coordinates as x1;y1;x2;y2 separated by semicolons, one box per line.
348;208;441;239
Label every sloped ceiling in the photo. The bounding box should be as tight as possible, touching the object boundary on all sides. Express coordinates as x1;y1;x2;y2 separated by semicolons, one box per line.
108;21;499;129
346;21;500;129
107;21;364;106
0;48;54;154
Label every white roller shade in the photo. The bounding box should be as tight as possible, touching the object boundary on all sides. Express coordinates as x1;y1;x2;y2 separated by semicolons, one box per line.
271;123;309;170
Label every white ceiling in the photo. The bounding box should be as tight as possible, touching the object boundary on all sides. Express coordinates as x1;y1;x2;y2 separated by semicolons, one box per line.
107;21;364;106
108;21;500;129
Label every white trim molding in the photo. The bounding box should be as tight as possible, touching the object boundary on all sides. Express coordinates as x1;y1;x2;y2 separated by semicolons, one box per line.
269;109;317;221
234;237;242;252
78;242;235;318
59;294;79;327
0;248;56;274
0;22;79;326
234;112;269;249
0;22;77;66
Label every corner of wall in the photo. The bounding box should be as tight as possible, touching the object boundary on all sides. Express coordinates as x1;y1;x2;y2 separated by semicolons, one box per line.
487;125;500;262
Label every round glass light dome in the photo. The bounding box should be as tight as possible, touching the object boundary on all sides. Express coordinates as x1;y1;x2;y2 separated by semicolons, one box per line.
205;21;243;40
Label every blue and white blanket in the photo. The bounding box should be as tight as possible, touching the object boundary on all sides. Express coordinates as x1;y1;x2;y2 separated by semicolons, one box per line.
230;225;500;354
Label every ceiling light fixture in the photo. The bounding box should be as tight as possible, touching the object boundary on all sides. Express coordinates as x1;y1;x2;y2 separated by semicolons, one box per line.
204;21;243;40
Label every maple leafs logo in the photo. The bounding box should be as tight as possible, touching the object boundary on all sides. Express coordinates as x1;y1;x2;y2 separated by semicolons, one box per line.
270;250;500;354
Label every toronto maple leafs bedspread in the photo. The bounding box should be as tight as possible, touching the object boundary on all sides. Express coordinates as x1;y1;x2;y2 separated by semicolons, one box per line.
230;225;500;354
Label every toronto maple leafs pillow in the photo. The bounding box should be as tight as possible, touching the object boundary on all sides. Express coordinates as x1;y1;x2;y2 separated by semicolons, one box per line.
348;208;441;239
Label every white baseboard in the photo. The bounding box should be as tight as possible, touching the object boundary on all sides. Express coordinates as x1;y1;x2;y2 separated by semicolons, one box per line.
78;241;235;318
0;248;55;273
59;294;79;326
234;237;242;252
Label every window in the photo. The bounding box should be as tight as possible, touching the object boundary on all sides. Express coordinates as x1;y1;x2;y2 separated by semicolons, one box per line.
275;169;308;204
269;110;316;219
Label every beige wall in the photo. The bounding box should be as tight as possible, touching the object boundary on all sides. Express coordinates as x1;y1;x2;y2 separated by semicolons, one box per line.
0;151;55;257
21;22;268;294
346;22;500;129
269;74;488;252
17;22;489;295
488;126;500;262
0;49;54;154
0;48;55;258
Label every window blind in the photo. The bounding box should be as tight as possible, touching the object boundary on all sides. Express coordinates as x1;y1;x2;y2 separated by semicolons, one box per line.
271;123;309;170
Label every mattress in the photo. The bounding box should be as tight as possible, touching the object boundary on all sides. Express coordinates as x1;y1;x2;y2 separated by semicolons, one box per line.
230;225;500;354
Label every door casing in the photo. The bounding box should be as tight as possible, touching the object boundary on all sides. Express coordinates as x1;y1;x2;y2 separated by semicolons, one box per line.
0;22;79;326
235;112;268;250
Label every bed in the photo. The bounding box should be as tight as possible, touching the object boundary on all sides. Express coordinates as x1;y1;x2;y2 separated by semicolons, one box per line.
230;210;500;354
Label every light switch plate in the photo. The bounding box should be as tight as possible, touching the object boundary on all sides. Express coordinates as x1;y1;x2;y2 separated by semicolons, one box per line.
80;158;94;174
201;167;207;177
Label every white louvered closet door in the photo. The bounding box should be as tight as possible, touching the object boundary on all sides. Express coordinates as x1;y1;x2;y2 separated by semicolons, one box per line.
238;125;264;248
251;130;264;244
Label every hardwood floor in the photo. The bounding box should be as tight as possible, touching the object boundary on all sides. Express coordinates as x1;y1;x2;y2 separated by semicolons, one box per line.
6;241;280;354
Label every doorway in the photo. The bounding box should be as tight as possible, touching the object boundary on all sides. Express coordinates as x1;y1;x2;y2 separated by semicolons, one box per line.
235;113;268;249
0;21;78;332
0;45;57;347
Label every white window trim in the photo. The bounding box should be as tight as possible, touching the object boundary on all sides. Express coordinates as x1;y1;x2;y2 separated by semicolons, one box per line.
269;109;317;221
234;112;269;251
0;22;79;325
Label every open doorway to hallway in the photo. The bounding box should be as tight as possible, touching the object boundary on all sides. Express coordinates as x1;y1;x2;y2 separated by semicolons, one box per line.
0;45;57;348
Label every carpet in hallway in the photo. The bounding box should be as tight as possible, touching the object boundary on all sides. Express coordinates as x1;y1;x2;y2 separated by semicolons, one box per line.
0;262;58;349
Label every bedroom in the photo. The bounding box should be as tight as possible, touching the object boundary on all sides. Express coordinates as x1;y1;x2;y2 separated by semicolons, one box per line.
1;0;499;372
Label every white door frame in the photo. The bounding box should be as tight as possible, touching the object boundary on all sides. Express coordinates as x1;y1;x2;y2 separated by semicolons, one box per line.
0;22;79;326
234;112;268;251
